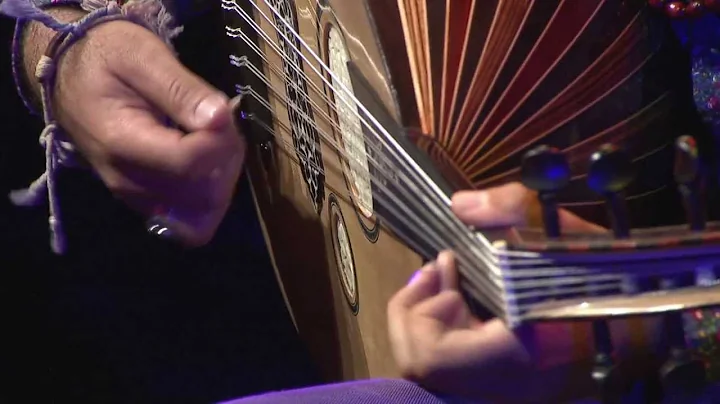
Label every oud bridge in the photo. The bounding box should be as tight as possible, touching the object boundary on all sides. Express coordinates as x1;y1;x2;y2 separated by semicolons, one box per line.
481;136;719;402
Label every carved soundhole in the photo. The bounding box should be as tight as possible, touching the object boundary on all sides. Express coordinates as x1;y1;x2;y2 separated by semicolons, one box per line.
270;0;326;213
327;26;374;218
329;195;359;314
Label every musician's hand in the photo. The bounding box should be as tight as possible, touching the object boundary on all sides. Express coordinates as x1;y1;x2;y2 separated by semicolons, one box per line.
32;18;245;246
388;252;594;403
450;181;605;232
387;183;607;402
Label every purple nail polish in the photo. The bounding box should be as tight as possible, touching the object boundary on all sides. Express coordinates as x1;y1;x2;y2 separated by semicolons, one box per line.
408;270;423;285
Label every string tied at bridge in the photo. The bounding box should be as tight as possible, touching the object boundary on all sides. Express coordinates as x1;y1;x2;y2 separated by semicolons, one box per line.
0;0;182;254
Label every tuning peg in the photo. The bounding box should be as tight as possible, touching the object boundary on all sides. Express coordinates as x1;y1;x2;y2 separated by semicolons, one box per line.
587;144;635;238
674;135;706;231
591;320;629;403
521;145;570;238
657;273;708;400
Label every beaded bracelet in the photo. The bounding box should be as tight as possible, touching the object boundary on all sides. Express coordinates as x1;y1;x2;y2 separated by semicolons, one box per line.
0;0;182;253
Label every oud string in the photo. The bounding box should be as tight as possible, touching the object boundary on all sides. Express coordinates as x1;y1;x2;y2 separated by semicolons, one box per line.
245;0;491;249
240;84;626;297
223;1;521;299
234;85;510;314
233;55;628;289
223;0;639;315
236;89;624;310
221;0;639;320
231;0;537;275
234;66;627;303
222;1;548;312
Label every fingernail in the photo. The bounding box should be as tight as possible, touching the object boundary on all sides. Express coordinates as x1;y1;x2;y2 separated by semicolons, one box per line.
436;251;454;271
408;260;438;285
195;94;229;128
408;270;423;285
229;94;244;111
452;191;487;214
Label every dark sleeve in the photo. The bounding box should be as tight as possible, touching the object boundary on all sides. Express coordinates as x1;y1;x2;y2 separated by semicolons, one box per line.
166;0;212;24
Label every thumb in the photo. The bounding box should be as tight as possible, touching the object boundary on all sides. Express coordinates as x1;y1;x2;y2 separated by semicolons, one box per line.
451;182;530;228
120;42;231;131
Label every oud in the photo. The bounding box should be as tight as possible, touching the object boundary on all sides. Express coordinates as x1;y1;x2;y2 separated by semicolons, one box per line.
220;0;720;401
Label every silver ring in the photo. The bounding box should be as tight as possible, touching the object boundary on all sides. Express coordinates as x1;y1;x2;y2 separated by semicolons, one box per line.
146;215;176;241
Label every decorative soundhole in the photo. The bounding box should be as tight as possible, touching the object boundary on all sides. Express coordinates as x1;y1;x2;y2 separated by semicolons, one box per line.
329;195;359;314
270;0;326;213
326;26;374;218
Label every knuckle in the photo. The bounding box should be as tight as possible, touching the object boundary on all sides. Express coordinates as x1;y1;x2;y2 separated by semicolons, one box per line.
165;75;193;111
445;290;464;303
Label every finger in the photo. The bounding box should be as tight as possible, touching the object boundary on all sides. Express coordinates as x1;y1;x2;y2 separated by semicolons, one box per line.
413;290;470;329
559;209;607;233
387;263;441;371
118;40;231;132
388;262;441;316
452;182;607;233
451;182;530;227
444;319;530;368
107;109;244;199
146;140;244;247
146;204;228;247
436;250;458;292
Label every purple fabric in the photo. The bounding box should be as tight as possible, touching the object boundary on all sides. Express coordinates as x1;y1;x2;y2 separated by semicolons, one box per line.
220;379;475;404
221;379;720;404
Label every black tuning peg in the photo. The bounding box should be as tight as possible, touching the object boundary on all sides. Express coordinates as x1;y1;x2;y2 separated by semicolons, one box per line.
657;273;708;401
674;135;706;231
587;144;635;239
521;145;570;238
591;320;628;403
